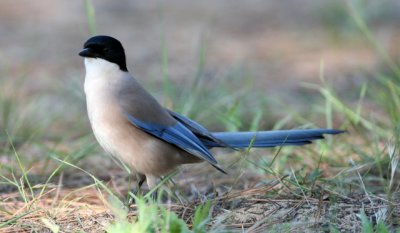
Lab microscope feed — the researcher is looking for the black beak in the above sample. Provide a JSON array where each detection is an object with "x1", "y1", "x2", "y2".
[{"x1": 79, "y1": 48, "x2": 94, "y2": 57}]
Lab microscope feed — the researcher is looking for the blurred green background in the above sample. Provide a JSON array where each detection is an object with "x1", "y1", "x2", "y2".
[
  {"x1": 1, "y1": 0, "x2": 400, "y2": 231},
  {"x1": 1, "y1": 0, "x2": 399, "y2": 191}
]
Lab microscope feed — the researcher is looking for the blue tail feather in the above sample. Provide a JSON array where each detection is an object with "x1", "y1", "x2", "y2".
[
  {"x1": 204, "y1": 129, "x2": 344, "y2": 148},
  {"x1": 168, "y1": 110, "x2": 344, "y2": 149}
]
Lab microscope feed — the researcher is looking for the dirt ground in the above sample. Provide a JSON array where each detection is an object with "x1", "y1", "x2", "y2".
[
  {"x1": 1, "y1": 170, "x2": 399, "y2": 232},
  {"x1": 1, "y1": 0, "x2": 400, "y2": 232}
]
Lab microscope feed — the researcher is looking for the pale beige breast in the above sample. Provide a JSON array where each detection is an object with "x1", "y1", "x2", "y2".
[{"x1": 85, "y1": 77, "x2": 196, "y2": 175}]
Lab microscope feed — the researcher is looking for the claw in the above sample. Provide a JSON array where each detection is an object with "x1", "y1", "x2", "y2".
[{"x1": 150, "y1": 190, "x2": 158, "y2": 201}]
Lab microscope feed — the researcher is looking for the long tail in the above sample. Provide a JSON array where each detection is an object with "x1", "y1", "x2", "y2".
[{"x1": 203, "y1": 129, "x2": 344, "y2": 148}]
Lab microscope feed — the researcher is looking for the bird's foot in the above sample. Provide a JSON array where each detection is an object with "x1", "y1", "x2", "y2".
[
  {"x1": 149, "y1": 190, "x2": 158, "y2": 201},
  {"x1": 126, "y1": 175, "x2": 147, "y2": 206}
]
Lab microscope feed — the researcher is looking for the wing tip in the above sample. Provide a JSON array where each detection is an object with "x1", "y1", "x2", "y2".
[{"x1": 213, "y1": 164, "x2": 227, "y2": 174}]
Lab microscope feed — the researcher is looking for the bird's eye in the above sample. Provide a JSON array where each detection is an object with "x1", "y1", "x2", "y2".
[{"x1": 103, "y1": 48, "x2": 110, "y2": 53}]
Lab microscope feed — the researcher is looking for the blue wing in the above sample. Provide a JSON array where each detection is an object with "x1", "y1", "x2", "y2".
[
  {"x1": 167, "y1": 110, "x2": 232, "y2": 148},
  {"x1": 125, "y1": 113, "x2": 225, "y2": 173}
]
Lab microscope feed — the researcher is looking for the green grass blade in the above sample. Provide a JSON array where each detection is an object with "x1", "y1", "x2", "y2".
[{"x1": 84, "y1": 0, "x2": 97, "y2": 36}]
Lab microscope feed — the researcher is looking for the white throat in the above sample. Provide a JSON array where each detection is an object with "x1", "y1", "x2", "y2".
[
  {"x1": 84, "y1": 58, "x2": 121, "y2": 77},
  {"x1": 83, "y1": 58, "x2": 125, "y2": 96}
]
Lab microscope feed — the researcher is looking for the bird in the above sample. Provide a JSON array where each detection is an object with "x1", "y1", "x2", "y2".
[{"x1": 78, "y1": 35, "x2": 344, "y2": 193}]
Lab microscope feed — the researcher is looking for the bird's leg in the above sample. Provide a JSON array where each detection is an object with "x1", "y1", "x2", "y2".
[
  {"x1": 146, "y1": 175, "x2": 160, "y2": 201},
  {"x1": 128, "y1": 174, "x2": 146, "y2": 205},
  {"x1": 136, "y1": 174, "x2": 146, "y2": 194}
]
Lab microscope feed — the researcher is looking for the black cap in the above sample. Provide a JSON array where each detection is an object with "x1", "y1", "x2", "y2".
[{"x1": 79, "y1": 35, "x2": 128, "y2": 72}]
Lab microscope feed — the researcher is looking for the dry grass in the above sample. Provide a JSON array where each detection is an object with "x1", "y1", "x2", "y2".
[{"x1": 1, "y1": 172, "x2": 399, "y2": 232}]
